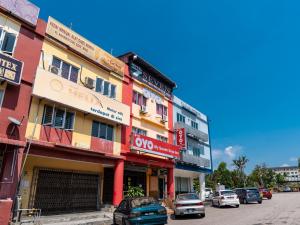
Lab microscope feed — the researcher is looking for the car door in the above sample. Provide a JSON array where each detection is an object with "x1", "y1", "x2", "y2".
[{"x1": 115, "y1": 200, "x2": 127, "y2": 224}]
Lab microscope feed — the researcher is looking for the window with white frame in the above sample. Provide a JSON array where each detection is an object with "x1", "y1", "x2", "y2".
[
  {"x1": 157, "y1": 134, "x2": 168, "y2": 143},
  {"x1": 42, "y1": 105, "x2": 75, "y2": 130},
  {"x1": 177, "y1": 113, "x2": 185, "y2": 123},
  {"x1": 191, "y1": 120, "x2": 198, "y2": 129},
  {"x1": 132, "y1": 127, "x2": 147, "y2": 136},
  {"x1": 132, "y1": 91, "x2": 147, "y2": 106},
  {"x1": 51, "y1": 56, "x2": 79, "y2": 83},
  {"x1": 0, "y1": 27, "x2": 17, "y2": 55},
  {"x1": 192, "y1": 146, "x2": 204, "y2": 157},
  {"x1": 156, "y1": 103, "x2": 167, "y2": 116},
  {"x1": 91, "y1": 120, "x2": 114, "y2": 141},
  {"x1": 95, "y1": 77, "x2": 116, "y2": 99}
]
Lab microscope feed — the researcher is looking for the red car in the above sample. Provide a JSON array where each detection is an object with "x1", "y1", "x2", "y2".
[{"x1": 259, "y1": 188, "x2": 272, "y2": 199}]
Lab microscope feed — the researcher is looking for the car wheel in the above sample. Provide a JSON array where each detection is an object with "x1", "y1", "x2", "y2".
[
  {"x1": 200, "y1": 213, "x2": 206, "y2": 218},
  {"x1": 218, "y1": 201, "x2": 221, "y2": 208},
  {"x1": 258, "y1": 200, "x2": 262, "y2": 204},
  {"x1": 236, "y1": 205, "x2": 240, "y2": 208},
  {"x1": 243, "y1": 198, "x2": 247, "y2": 204},
  {"x1": 113, "y1": 215, "x2": 117, "y2": 225},
  {"x1": 174, "y1": 214, "x2": 178, "y2": 219}
]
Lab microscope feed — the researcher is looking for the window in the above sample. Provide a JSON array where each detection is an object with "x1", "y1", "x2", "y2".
[
  {"x1": 91, "y1": 121, "x2": 114, "y2": 141},
  {"x1": 177, "y1": 113, "x2": 185, "y2": 123},
  {"x1": 191, "y1": 121, "x2": 198, "y2": 129},
  {"x1": 132, "y1": 127, "x2": 147, "y2": 136},
  {"x1": 42, "y1": 105, "x2": 75, "y2": 130},
  {"x1": 132, "y1": 91, "x2": 147, "y2": 106},
  {"x1": 51, "y1": 57, "x2": 79, "y2": 83},
  {"x1": 192, "y1": 146, "x2": 204, "y2": 157},
  {"x1": 0, "y1": 27, "x2": 17, "y2": 55},
  {"x1": 157, "y1": 135, "x2": 168, "y2": 143},
  {"x1": 156, "y1": 104, "x2": 167, "y2": 116},
  {"x1": 0, "y1": 88, "x2": 5, "y2": 108},
  {"x1": 95, "y1": 78, "x2": 116, "y2": 99}
]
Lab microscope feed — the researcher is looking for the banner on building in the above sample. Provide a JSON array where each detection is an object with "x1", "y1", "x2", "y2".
[
  {"x1": 131, "y1": 134, "x2": 180, "y2": 159},
  {"x1": 46, "y1": 17, "x2": 125, "y2": 77},
  {"x1": 0, "y1": 0, "x2": 40, "y2": 26},
  {"x1": 0, "y1": 52, "x2": 23, "y2": 85},
  {"x1": 32, "y1": 68, "x2": 130, "y2": 125},
  {"x1": 176, "y1": 128, "x2": 186, "y2": 149}
]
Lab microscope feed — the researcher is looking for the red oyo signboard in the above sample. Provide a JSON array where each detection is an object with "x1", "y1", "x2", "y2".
[
  {"x1": 176, "y1": 128, "x2": 186, "y2": 149},
  {"x1": 131, "y1": 134, "x2": 180, "y2": 159}
]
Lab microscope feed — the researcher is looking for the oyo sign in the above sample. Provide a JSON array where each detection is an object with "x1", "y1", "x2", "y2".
[
  {"x1": 132, "y1": 134, "x2": 180, "y2": 159},
  {"x1": 176, "y1": 128, "x2": 186, "y2": 149}
]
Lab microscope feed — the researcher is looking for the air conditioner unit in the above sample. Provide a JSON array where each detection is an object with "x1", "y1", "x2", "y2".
[
  {"x1": 140, "y1": 105, "x2": 148, "y2": 114},
  {"x1": 49, "y1": 65, "x2": 61, "y2": 75},
  {"x1": 161, "y1": 115, "x2": 167, "y2": 123},
  {"x1": 84, "y1": 77, "x2": 95, "y2": 89}
]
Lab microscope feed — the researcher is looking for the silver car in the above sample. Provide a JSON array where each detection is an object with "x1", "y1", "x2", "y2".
[{"x1": 174, "y1": 193, "x2": 205, "y2": 218}]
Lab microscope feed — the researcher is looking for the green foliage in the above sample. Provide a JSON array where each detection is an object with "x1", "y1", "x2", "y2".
[
  {"x1": 248, "y1": 164, "x2": 276, "y2": 188},
  {"x1": 193, "y1": 178, "x2": 200, "y2": 193},
  {"x1": 126, "y1": 185, "x2": 144, "y2": 197}
]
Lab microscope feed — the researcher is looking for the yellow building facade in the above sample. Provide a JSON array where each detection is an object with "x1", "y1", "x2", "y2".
[{"x1": 19, "y1": 17, "x2": 130, "y2": 214}]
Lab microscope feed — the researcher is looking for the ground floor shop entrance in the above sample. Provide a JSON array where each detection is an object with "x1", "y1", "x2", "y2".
[{"x1": 32, "y1": 168, "x2": 100, "y2": 215}]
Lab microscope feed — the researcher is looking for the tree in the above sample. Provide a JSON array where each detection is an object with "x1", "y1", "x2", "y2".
[
  {"x1": 248, "y1": 164, "x2": 276, "y2": 188},
  {"x1": 232, "y1": 156, "x2": 249, "y2": 187}
]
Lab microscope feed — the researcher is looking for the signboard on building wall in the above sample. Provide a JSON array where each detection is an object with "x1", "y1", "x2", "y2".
[
  {"x1": 176, "y1": 128, "x2": 186, "y2": 149},
  {"x1": 46, "y1": 17, "x2": 125, "y2": 77},
  {"x1": 131, "y1": 134, "x2": 180, "y2": 159},
  {"x1": 130, "y1": 63, "x2": 172, "y2": 99},
  {"x1": 0, "y1": 52, "x2": 23, "y2": 85},
  {"x1": 0, "y1": 0, "x2": 40, "y2": 26},
  {"x1": 32, "y1": 68, "x2": 130, "y2": 125}
]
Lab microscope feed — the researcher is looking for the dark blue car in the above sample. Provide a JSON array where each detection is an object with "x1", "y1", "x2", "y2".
[
  {"x1": 234, "y1": 188, "x2": 262, "y2": 204},
  {"x1": 113, "y1": 197, "x2": 168, "y2": 225}
]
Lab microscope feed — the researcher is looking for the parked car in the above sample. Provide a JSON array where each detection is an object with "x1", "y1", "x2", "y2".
[
  {"x1": 174, "y1": 193, "x2": 205, "y2": 218},
  {"x1": 283, "y1": 186, "x2": 292, "y2": 192},
  {"x1": 259, "y1": 188, "x2": 272, "y2": 199},
  {"x1": 212, "y1": 190, "x2": 240, "y2": 208},
  {"x1": 205, "y1": 188, "x2": 213, "y2": 200},
  {"x1": 113, "y1": 197, "x2": 167, "y2": 225},
  {"x1": 234, "y1": 188, "x2": 262, "y2": 204}
]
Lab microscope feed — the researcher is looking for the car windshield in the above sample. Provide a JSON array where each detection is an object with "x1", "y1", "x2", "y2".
[
  {"x1": 131, "y1": 197, "x2": 157, "y2": 208},
  {"x1": 220, "y1": 191, "x2": 234, "y2": 195},
  {"x1": 247, "y1": 189, "x2": 259, "y2": 193},
  {"x1": 177, "y1": 193, "x2": 199, "y2": 200}
]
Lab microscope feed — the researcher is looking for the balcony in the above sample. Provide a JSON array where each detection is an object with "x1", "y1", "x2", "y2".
[
  {"x1": 180, "y1": 152, "x2": 211, "y2": 168},
  {"x1": 175, "y1": 122, "x2": 209, "y2": 142}
]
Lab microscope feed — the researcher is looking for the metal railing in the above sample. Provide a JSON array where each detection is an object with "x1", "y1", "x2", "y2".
[
  {"x1": 175, "y1": 122, "x2": 209, "y2": 142},
  {"x1": 180, "y1": 152, "x2": 211, "y2": 168}
]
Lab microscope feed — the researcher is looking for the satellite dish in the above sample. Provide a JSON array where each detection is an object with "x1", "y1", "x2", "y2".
[{"x1": 8, "y1": 117, "x2": 22, "y2": 126}]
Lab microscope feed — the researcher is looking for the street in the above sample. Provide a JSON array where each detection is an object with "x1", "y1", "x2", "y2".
[{"x1": 168, "y1": 192, "x2": 300, "y2": 225}]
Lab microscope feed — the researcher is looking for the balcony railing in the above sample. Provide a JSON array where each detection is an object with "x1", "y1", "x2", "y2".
[
  {"x1": 180, "y1": 152, "x2": 211, "y2": 168},
  {"x1": 175, "y1": 122, "x2": 209, "y2": 142}
]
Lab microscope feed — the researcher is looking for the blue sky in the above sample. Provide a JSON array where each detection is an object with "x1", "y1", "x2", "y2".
[{"x1": 33, "y1": 0, "x2": 300, "y2": 172}]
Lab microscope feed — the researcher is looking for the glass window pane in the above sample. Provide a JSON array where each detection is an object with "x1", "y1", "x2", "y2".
[
  {"x1": 64, "y1": 112, "x2": 74, "y2": 130},
  {"x1": 103, "y1": 81, "x2": 109, "y2": 96},
  {"x1": 91, "y1": 121, "x2": 99, "y2": 137},
  {"x1": 1, "y1": 32, "x2": 16, "y2": 54},
  {"x1": 54, "y1": 108, "x2": 65, "y2": 128},
  {"x1": 110, "y1": 85, "x2": 116, "y2": 99},
  {"x1": 70, "y1": 67, "x2": 78, "y2": 83},
  {"x1": 61, "y1": 62, "x2": 70, "y2": 79},
  {"x1": 52, "y1": 57, "x2": 61, "y2": 68},
  {"x1": 107, "y1": 125, "x2": 113, "y2": 141},
  {"x1": 96, "y1": 78, "x2": 103, "y2": 93},
  {"x1": 99, "y1": 123, "x2": 107, "y2": 139},
  {"x1": 42, "y1": 105, "x2": 53, "y2": 125}
]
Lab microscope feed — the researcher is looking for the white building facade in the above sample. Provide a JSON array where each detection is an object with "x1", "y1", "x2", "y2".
[
  {"x1": 173, "y1": 96, "x2": 212, "y2": 201},
  {"x1": 271, "y1": 166, "x2": 300, "y2": 182}
]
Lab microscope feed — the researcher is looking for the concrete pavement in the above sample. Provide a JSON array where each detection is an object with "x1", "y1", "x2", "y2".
[{"x1": 168, "y1": 192, "x2": 300, "y2": 225}]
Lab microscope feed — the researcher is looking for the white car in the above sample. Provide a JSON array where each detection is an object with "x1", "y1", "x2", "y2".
[
  {"x1": 205, "y1": 188, "x2": 213, "y2": 200},
  {"x1": 212, "y1": 190, "x2": 240, "y2": 208}
]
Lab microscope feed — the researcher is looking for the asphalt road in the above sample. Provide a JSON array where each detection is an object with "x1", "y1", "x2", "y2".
[{"x1": 168, "y1": 192, "x2": 300, "y2": 225}]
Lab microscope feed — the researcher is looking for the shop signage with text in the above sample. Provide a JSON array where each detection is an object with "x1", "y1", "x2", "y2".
[
  {"x1": 176, "y1": 128, "x2": 186, "y2": 149},
  {"x1": 46, "y1": 17, "x2": 125, "y2": 77},
  {"x1": 32, "y1": 68, "x2": 130, "y2": 125},
  {"x1": 0, "y1": 53, "x2": 23, "y2": 85},
  {"x1": 131, "y1": 134, "x2": 180, "y2": 159}
]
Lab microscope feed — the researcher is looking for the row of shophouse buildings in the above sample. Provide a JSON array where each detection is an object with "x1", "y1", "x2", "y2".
[{"x1": 0, "y1": 1, "x2": 212, "y2": 223}]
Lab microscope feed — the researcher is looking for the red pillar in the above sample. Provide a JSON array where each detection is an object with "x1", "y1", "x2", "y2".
[
  {"x1": 167, "y1": 167, "x2": 175, "y2": 200},
  {"x1": 113, "y1": 159, "x2": 124, "y2": 206}
]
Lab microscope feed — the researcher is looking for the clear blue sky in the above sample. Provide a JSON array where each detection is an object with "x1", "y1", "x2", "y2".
[{"x1": 33, "y1": 0, "x2": 300, "y2": 172}]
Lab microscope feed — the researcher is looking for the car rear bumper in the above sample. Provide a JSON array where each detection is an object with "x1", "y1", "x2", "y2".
[
  {"x1": 174, "y1": 206, "x2": 205, "y2": 215},
  {"x1": 128, "y1": 214, "x2": 168, "y2": 225},
  {"x1": 220, "y1": 199, "x2": 240, "y2": 206}
]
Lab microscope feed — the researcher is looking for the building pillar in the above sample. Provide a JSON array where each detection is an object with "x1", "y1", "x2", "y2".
[
  {"x1": 167, "y1": 167, "x2": 174, "y2": 200},
  {"x1": 199, "y1": 173, "x2": 205, "y2": 201},
  {"x1": 190, "y1": 177, "x2": 194, "y2": 193},
  {"x1": 113, "y1": 159, "x2": 124, "y2": 206}
]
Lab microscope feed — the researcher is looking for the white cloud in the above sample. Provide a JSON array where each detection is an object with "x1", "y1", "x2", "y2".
[
  {"x1": 212, "y1": 149, "x2": 223, "y2": 159},
  {"x1": 281, "y1": 163, "x2": 290, "y2": 167},
  {"x1": 289, "y1": 157, "x2": 298, "y2": 162},
  {"x1": 212, "y1": 145, "x2": 244, "y2": 169}
]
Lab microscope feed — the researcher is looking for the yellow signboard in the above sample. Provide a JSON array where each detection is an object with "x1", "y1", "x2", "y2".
[
  {"x1": 46, "y1": 17, "x2": 125, "y2": 77},
  {"x1": 32, "y1": 68, "x2": 130, "y2": 125}
]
